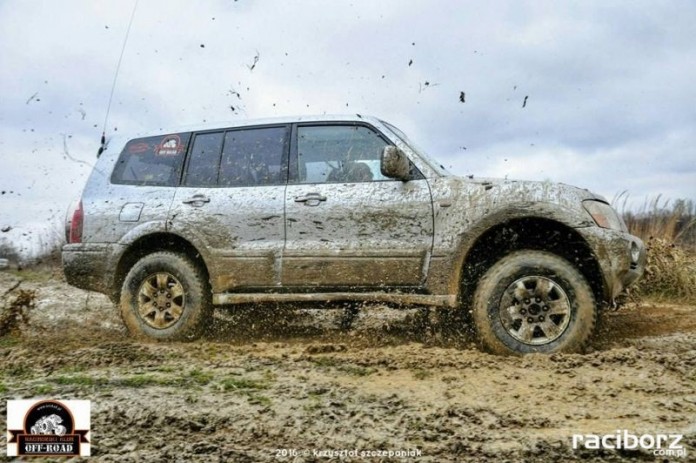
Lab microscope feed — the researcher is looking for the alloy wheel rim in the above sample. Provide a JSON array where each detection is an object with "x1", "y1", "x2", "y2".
[
  {"x1": 499, "y1": 276, "x2": 571, "y2": 345},
  {"x1": 137, "y1": 272, "x2": 185, "y2": 329}
]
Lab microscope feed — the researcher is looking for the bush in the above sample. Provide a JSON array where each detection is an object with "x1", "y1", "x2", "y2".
[
  {"x1": 631, "y1": 237, "x2": 696, "y2": 303},
  {"x1": 615, "y1": 194, "x2": 696, "y2": 303}
]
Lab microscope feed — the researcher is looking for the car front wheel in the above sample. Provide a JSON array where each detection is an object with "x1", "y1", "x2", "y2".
[{"x1": 472, "y1": 250, "x2": 597, "y2": 355}]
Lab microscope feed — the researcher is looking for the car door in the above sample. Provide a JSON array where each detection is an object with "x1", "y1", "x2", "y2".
[
  {"x1": 167, "y1": 125, "x2": 289, "y2": 291},
  {"x1": 283, "y1": 123, "x2": 434, "y2": 288}
]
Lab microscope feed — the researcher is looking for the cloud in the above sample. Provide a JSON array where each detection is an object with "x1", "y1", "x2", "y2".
[{"x1": 0, "y1": 0, "x2": 694, "y2": 244}]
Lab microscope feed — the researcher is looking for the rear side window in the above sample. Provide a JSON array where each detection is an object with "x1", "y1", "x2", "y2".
[
  {"x1": 219, "y1": 127, "x2": 286, "y2": 187},
  {"x1": 181, "y1": 125, "x2": 288, "y2": 188},
  {"x1": 184, "y1": 132, "x2": 224, "y2": 187},
  {"x1": 111, "y1": 133, "x2": 190, "y2": 186}
]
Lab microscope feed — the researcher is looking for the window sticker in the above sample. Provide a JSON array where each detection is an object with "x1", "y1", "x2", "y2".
[
  {"x1": 155, "y1": 135, "x2": 183, "y2": 157},
  {"x1": 127, "y1": 141, "x2": 150, "y2": 154}
]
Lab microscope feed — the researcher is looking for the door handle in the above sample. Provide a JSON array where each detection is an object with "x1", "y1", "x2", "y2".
[
  {"x1": 294, "y1": 193, "x2": 327, "y2": 204},
  {"x1": 182, "y1": 195, "x2": 211, "y2": 206}
]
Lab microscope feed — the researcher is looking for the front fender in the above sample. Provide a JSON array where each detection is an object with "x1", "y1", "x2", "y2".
[{"x1": 428, "y1": 201, "x2": 595, "y2": 295}]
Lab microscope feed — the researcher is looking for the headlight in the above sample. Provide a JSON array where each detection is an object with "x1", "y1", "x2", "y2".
[{"x1": 582, "y1": 200, "x2": 626, "y2": 231}]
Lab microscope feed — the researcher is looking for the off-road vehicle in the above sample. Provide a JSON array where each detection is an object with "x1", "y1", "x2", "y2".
[{"x1": 62, "y1": 115, "x2": 645, "y2": 354}]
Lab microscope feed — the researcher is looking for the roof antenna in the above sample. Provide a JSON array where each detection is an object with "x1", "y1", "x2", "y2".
[{"x1": 98, "y1": 0, "x2": 139, "y2": 157}]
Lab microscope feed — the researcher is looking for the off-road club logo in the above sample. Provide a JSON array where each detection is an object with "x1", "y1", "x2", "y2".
[
  {"x1": 7, "y1": 400, "x2": 90, "y2": 457},
  {"x1": 155, "y1": 134, "x2": 183, "y2": 156}
]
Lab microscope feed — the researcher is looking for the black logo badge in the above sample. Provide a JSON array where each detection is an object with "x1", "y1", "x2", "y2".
[{"x1": 8, "y1": 400, "x2": 90, "y2": 457}]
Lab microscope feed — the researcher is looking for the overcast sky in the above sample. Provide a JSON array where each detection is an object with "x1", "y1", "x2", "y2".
[{"x1": 1, "y1": 0, "x2": 695, "y2": 252}]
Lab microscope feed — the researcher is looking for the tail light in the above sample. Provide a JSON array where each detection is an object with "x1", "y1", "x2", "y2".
[{"x1": 68, "y1": 200, "x2": 83, "y2": 244}]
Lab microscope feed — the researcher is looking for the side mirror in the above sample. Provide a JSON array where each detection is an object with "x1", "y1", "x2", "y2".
[{"x1": 380, "y1": 146, "x2": 410, "y2": 181}]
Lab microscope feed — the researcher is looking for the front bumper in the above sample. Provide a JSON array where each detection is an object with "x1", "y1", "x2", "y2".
[
  {"x1": 62, "y1": 243, "x2": 121, "y2": 297},
  {"x1": 577, "y1": 227, "x2": 646, "y2": 301}
]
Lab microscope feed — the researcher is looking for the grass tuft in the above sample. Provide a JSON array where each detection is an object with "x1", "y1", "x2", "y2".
[
  {"x1": 52, "y1": 375, "x2": 104, "y2": 387},
  {"x1": 219, "y1": 377, "x2": 269, "y2": 391},
  {"x1": 188, "y1": 368, "x2": 214, "y2": 386},
  {"x1": 33, "y1": 383, "x2": 54, "y2": 395}
]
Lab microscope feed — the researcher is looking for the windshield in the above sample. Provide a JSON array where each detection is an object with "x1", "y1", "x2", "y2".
[{"x1": 381, "y1": 120, "x2": 450, "y2": 176}]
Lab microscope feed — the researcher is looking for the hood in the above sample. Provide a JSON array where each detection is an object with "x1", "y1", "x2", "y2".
[
  {"x1": 428, "y1": 175, "x2": 604, "y2": 229},
  {"x1": 447, "y1": 175, "x2": 604, "y2": 206}
]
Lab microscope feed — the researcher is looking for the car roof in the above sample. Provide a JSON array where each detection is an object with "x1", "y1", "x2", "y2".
[{"x1": 131, "y1": 114, "x2": 383, "y2": 138}]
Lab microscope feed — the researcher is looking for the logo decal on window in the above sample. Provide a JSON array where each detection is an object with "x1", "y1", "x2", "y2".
[
  {"x1": 155, "y1": 135, "x2": 183, "y2": 157},
  {"x1": 128, "y1": 142, "x2": 150, "y2": 154}
]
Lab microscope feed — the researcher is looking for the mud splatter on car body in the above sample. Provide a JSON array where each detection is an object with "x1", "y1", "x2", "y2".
[{"x1": 62, "y1": 115, "x2": 646, "y2": 353}]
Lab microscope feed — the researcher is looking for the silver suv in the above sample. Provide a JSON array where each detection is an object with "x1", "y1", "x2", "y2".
[{"x1": 62, "y1": 115, "x2": 645, "y2": 354}]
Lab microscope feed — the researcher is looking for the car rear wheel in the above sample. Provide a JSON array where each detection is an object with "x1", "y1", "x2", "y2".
[
  {"x1": 120, "y1": 252, "x2": 211, "y2": 341},
  {"x1": 472, "y1": 250, "x2": 596, "y2": 355}
]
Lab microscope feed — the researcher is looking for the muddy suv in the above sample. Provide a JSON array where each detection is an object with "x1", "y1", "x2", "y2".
[{"x1": 62, "y1": 115, "x2": 645, "y2": 354}]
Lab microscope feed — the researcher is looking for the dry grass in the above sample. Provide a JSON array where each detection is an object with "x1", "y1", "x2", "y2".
[
  {"x1": 615, "y1": 193, "x2": 696, "y2": 246},
  {"x1": 614, "y1": 194, "x2": 696, "y2": 303},
  {"x1": 634, "y1": 237, "x2": 696, "y2": 302}
]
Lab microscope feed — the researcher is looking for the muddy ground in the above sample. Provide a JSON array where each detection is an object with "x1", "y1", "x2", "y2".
[{"x1": 1, "y1": 270, "x2": 694, "y2": 462}]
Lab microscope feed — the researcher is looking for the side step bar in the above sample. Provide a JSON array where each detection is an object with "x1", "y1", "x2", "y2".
[{"x1": 213, "y1": 292, "x2": 458, "y2": 308}]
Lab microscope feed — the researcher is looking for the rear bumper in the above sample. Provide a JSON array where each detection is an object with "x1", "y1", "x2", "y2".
[
  {"x1": 62, "y1": 243, "x2": 121, "y2": 296},
  {"x1": 577, "y1": 227, "x2": 646, "y2": 301}
]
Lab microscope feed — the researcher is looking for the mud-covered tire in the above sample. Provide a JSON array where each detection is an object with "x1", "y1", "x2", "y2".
[
  {"x1": 472, "y1": 250, "x2": 596, "y2": 355},
  {"x1": 120, "y1": 252, "x2": 211, "y2": 341}
]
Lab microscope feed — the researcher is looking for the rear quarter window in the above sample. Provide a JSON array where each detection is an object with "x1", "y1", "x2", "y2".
[{"x1": 111, "y1": 133, "x2": 191, "y2": 186}]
